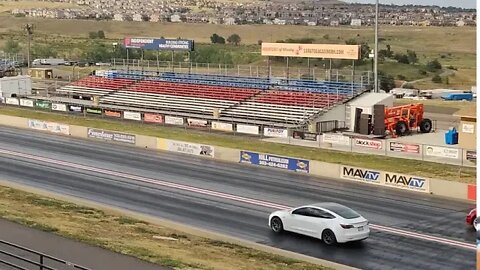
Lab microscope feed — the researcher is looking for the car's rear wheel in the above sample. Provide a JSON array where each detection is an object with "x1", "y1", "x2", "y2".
[
  {"x1": 270, "y1": 217, "x2": 284, "y2": 233},
  {"x1": 322, "y1": 229, "x2": 337, "y2": 246}
]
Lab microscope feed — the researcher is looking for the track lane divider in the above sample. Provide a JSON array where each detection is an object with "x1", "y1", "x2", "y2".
[{"x1": 0, "y1": 148, "x2": 475, "y2": 251}]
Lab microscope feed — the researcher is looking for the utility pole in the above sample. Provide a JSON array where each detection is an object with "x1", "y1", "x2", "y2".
[
  {"x1": 24, "y1": 24, "x2": 34, "y2": 69},
  {"x1": 374, "y1": 0, "x2": 379, "y2": 93}
]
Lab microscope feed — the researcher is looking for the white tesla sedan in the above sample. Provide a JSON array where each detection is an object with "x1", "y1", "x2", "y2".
[{"x1": 268, "y1": 202, "x2": 370, "y2": 245}]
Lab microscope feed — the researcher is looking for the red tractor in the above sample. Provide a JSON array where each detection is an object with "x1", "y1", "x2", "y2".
[{"x1": 384, "y1": 103, "x2": 432, "y2": 137}]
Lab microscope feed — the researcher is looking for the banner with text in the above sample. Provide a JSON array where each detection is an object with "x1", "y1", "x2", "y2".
[
  {"x1": 163, "y1": 140, "x2": 214, "y2": 158},
  {"x1": 389, "y1": 142, "x2": 420, "y2": 154},
  {"x1": 239, "y1": 151, "x2": 309, "y2": 173},
  {"x1": 424, "y1": 145, "x2": 459, "y2": 159},
  {"x1": 264, "y1": 127, "x2": 288, "y2": 138},
  {"x1": 340, "y1": 166, "x2": 382, "y2": 185},
  {"x1": 105, "y1": 110, "x2": 122, "y2": 118},
  {"x1": 384, "y1": 172, "x2": 429, "y2": 193},
  {"x1": 354, "y1": 138, "x2": 383, "y2": 150},
  {"x1": 86, "y1": 107, "x2": 102, "y2": 115},
  {"x1": 87, "y1": 128, "x2": 136, "y2": 144},
  {"x1": 123, "y1": 111, "x2": 142, "y2": 121},
  {"x1": 20, "y1": 99, "x2": 34, "y2": 107},
  {"x1": 187, "y1": 118, "x2": 208, "y2": 128},
  {"x1": 68, "y1": 104, "x2": 84, "y2": 113},
  {"x1": 5, "y1": 98, "x2": 19, "y2": 106},
  {"x1": 211, "y1": 121, "x2": 233, "y2": 132},
  {"x1": 28, "y1": 119, "x2": 70, "y2": 135},
  {"x1": 292, "y1": 131, "x2": 318, "y2": 141},
  {"x1": 35, "y1": 100, "x2": 51, "y2": 110},
  {"x1": 165, "y1": 116, "x2": 184, "y2": 125},
  {"x1": 123, "y1": 37, "x2": 194, "y2": 51},
  {"x1": 144, "y1": 113, "x2": 164, "y2": 123},
  {"x1": 322, "y1": 133, "x2": 351, "y2": 146},
  {"x1": 261, "y1": 43, "x2": 360, "y2": 60},
  {"x1": 52, "y1": 103, "x2": 67, "y2": 112}
]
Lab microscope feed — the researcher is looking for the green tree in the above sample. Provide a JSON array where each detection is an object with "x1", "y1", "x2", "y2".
[
  {"x1": 84, "y1": 41, "x2": 112, "y2": 62},
  {"x1": 97, "y1": 30, "x2": 105, "y2": 39},
  {"x1": 210, "y1": 33, "x2": 225, "y2": 44},
  {"x1": 32, "y1": 44, "x2": 57, "y2": 58},
  {"x1": 379, "y1": 71, "x2": 395, "y2": 92},
  {"x1": 432, "y1": 74, "x2": 442, "y2": 83},
  {"x1": 3, "y1": 38, "x2": 22, "y2": 54},
  {"x1": 227, "y1": 34, "x2": 241, "y2": 46},
  {"x1": 88, "y1": 31, "x2": 98, "y2": 39},
  {"x1": 426, "y1": 59, "x2": 442, "y2": 72},
  {"x1": 406, "y1": 50, "x2": 417, "y2": 64}
]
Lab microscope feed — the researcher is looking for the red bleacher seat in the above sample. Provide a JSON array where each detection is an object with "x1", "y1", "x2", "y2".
[{"x1": 72, "y1": 76, "x2": 134, "y2": 91}]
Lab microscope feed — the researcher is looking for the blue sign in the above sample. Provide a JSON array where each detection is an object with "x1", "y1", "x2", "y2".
[
  {"x1": 239, "y1": 151, "x2": 309, "y2": 173},
  {"x1": 123, "y1": 37, "x2": 194, "y2": 51}
]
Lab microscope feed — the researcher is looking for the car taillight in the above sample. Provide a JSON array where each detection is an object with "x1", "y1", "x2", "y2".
[{"x1": 340, "y1": 224, "x2": 354, "y2": 229}]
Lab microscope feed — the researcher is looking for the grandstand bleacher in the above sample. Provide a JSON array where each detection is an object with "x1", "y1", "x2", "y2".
[{"x1": 56, "y1": 71, "x2": 365, "y2": 126}]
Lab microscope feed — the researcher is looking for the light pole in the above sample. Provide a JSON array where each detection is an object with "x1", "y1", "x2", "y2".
[{"x1": 374, "y1": 0, "x2": 379, "y2": 92}]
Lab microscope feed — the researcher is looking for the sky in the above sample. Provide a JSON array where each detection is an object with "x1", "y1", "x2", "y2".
[{"x1": 342, "y1": 0, "x2": 475, "y2": 9}]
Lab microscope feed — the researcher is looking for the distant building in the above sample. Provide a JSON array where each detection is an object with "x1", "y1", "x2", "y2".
[
  {"x1": 351, "y1": 19, "x2": 362, "y2": 26},
  {"x1": 170, "y1": 14, "x2": 182, "y2": 23},
  {"x1": 113, "y1": 13, "x2": 124, "y2": 21}
]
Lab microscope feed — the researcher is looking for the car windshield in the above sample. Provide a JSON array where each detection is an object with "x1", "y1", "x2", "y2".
[{"x1": 324, "y1": 205, "x2": 361, "y2": 219}]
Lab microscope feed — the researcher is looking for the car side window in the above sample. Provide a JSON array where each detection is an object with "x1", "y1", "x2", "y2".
[
  {"x1": 292, "y1": 207, "x2": 308, "y2": 216},
  {"x1": 310, "y1": 208, "x2": 335, "y2": 219}
]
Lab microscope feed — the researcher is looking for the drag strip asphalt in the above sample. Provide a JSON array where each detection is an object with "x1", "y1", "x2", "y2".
[{"x1": 0, "y1": 127, "x2": 475, "y2": 270}]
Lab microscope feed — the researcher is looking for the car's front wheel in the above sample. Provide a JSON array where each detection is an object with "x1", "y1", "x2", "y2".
[
  {"x1": 322, "y1": 229, "x2": 337, "y2": 245},
  {"x1": 270, "y1": 217, "x2": 284, "y2": 233}
]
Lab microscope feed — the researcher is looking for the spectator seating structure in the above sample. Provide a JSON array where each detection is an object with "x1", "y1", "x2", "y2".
[
  {"x1": 55, "y1": 72, "x2": 366, "y2": 126},
  {"x1": 57, "y1": 76, "x2": 135, "y2": 96}
]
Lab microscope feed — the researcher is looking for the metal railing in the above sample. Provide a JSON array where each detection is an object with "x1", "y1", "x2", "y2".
[{"x1": 0, "y1": 240, "x2": 91, "y2": 270}]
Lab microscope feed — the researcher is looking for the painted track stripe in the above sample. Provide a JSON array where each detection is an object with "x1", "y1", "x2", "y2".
[{"x1": 0, "y1": 148, "x2": 475, "y2": 251}]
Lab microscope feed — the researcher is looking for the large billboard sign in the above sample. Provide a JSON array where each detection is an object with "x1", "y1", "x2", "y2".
[
  {"x1": 123, "y1": 37, "x2": 194, "y2": 51},
  {"x1": 261, "y1": 43, "x2": 360, "y2": 60}
]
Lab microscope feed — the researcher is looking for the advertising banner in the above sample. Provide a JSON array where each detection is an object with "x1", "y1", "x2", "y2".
[
  {"x1": 340, "y1": 166, "x2": 382, "y2": 185},
  {"x1": 51, "y1": 103, "x2": 67, "y2": 112},
  {"x1": 165, "y1": 116, "x2": 184, "y2": 125},
  {"x1": 86, "y1": 107, "x2": 102, "y2": 115},
  {"x1": 389, "y1": 142, "x2": 420, "y2": 154},
  {"x1": 264, "y1": 127, "x2": 288, "y2": 138},
  {"x1": 239, "y1": 151, "x2": 309, "y2": 173},
  {"x1": 5, "y1": 98, "x2": 19, "y2": 105},
  {"x1": 236, "y1": 124, "x2": 259, "y2": 135},
  {"x1": 35, "y1": 100, "x2": 51, "y2": 110},
  {"x1": 87, "y1": 128, "x2": 136, "y2": 144},
  {"x1": 166, "y1": 140, "x2": 214, "y2": 157},
  {"x1": 28, "y1": 119, "x2": 70, "y2": 135},
  {"x1": 292, "y1": 131, "x2": 318, "y2": 141},
  {"x1": 19, "y1": 99, "x2": 34, "y2": 107},
  {"x1": 123, "y1": 37, "x2": 194, "y2": 51},
  {"x1": 384, "y1": 172, "x2": 429, "y2": 192},
  {"x1": 322, "y1": 133, "x2": 351, "y2": 146},
  {"x1": 211, "y1": 121, "x2": 233, "y2": 132},
  {"x1": 261, "y1": 43, "x2": 360, "y2": 60},
  {"x1": 105, "y1": 110, "x2": 122, "y2": 118},
  {"x1": 466, "y1": 150, "x2": 476, "y2": 162},
  {"x1": 354, "y1": 138, "x2": 383, "y2": 150},
  {"x1": 187, "y1": 118, "x2": 208, "y2": 127},
  {"x1": 144, "y1": 113, "x2": 164, "y2": 123},
  {"x1": 123, "y1": 111, "x2": 142, "y2": 121},
  {"x1": 462, "y1": 123, "x2": 475, "y2": 134},
  {"x1": 68, "y1": 104, "x2": 84, "y2": 113},
  {"x1": 425, "y1": 145, "x2": 459, "y2": 159}
]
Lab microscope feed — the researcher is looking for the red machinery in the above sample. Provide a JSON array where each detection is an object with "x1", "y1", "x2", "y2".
[{"x1": 384, "y1": 103, "x2": 432, "y2": 137}]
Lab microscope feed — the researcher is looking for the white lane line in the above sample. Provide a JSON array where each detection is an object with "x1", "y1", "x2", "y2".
[{"x1": 0, "y1": 148, "x2": 475, "y2": 251}]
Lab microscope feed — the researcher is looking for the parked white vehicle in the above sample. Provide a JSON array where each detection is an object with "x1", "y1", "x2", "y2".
[{"x1": 268, "y1": 202, "x2": 370, "y2": 245}]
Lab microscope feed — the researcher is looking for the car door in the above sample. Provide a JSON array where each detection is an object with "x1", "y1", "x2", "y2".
[
  {"x1": 288, "y1": 207, "x2": 320, "y2": 237},
  {"x1": 308, "y1": 208, "x2": 334, "y2": 238}
]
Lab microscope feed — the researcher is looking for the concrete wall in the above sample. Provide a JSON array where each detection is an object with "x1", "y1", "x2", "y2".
[
  {"x1": 429, "y1": 178, "x2": 468, "y2": 200},
  {"x1": 0, "y1": 115, "x2": 28, "y2": 128},
  {"x1": 135, "y1": 135, "x2": 157, "y2": 149},
  {"x1": 69, "y1": 125, "x2": 88, "y2": 138},
  {"x1": 310, "y1": 161, "x2": 340, "y2": 179},
  {"x1": 215, "y1": 146, "x2": 240, "y2": 163}
]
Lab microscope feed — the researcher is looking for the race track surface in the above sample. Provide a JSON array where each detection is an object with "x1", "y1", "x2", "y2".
[{"x1": 0, "y1": 127, "x2": 475, "y2": 270}]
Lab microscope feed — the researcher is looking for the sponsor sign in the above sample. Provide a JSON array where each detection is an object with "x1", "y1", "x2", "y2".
[
  {"x1": 264, "y1": 127, "x2": 288, "y2": 138},
  {"x1": 341, "y1": 166, "x2": 381, "y2": 184},
  {"x1": 123, "y1": 37, "x2": 194, "y2": 51},
  {"x1": 425, "y1": 145, "x2": 459, "y2": 159},
  {"x1": 354, "y1": 138, "x2": 383, "y2": 150},
  {"x1": 86, "y1": 107, "x2": 102, "y2": 115},
  {"x1": 292, "y1": 131, "x2": 318, "y2": 141},
  {"x1": 28, "y1": 119, "x2": 70, "y2": 135},
  {"x1": 389, "y1": 142, "x2": 420, "y2": 154},
  {"x1": 144, "y1": 113, "x2": 164, "y2": 123},
  {"x1": 105, "y1": 110, "x2": 121, "y2": 118},
  {"x1": 51, "y1": 103, "x2": 67, "y2": 112},
  {"x1": 5, "y1": 98, "x2": 19, "y2": 105},
  {"x1": 211, "y1": 121, "x2": 233, "y2": 132},
  {"x1": 322, "y1": 133, "x2": 351, "y2": 146},
  {"x1": 35, "y1": 100, "x2": 51, "y2": 109},
  {"x1": 123, "y1": 111, "x2": 142, "y2": 121},
  {"x1": 165, "y1": 116, "x2": 184, "y2": 125},
  {"x1": 466, "y1": 150, "x2": 476, "y2": 162},
  {"x1": 462, "y1": 123, "x2": 475, "y2": 134},
  {"x1": 384, "y1": 172, "x2": 429, "y2": 192},
  {"x1": 187, "y1": 118, "x2": 208, "y2": 127},
  {"x1": 68, "y1": 104, "x2": 84, "y2": 113},
  {"x1": 87, "y1": 128, "x2": 136, "y2": 144},
  {"x1": 236, "y1": 124, "x2": 259, "y2": 135},
  {"x1": 166, "y1": 140, "x2": 214, "y2": 157},
  {"x1": 261, "y1": 43, "x2": 360, "y2": 60},
  {"x1": 19, "y1": 99, "x2": 34, "y2": 107},
  {"x1": 239, "y1": 151, "x2": 309, "y2": 173}
]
